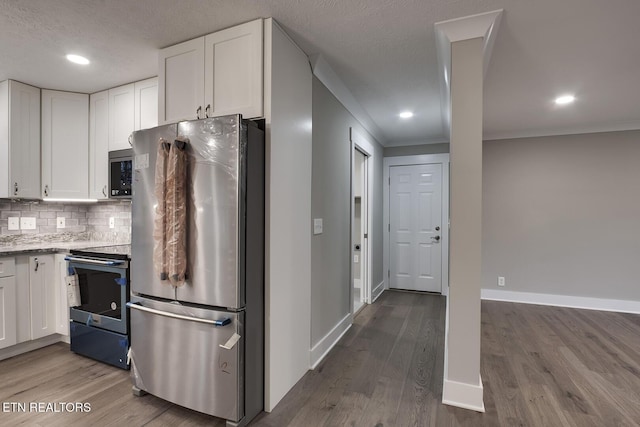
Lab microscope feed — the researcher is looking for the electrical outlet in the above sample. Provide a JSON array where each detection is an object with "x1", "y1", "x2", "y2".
[
  {"x1": 498, "y1": 276, "x2": 505, "y2": 287},
  {"x1": 109, "y1": 217, "x2": 115, "y2": 229},
  {"x1": 56, "y1": 217, "x2": 65, "y2": 229},
  {"x1": 20, "y1": 217, "x2": 36, "y2": 230},
  {"x1": 313, "y1": 218, "x2": 323, "y2": 235},
  {"x1": 8, "y1": 217, "x2": 20, "y2": 231}
]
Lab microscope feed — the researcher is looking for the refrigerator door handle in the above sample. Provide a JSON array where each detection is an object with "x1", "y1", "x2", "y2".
[{"x1": 127, "y1": 302, "x2": 231, "y2": 326}]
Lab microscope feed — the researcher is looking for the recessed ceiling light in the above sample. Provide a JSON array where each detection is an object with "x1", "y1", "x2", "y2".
[
  {"x1": 399, "y1": 111, "x2": 414, "y2": 119},
  {"x1": 66, "y1": 54, "x2": 90, "y2": 65},
  {"x1": 554, "y1": 94, "x2": 575, "y2": 105}
]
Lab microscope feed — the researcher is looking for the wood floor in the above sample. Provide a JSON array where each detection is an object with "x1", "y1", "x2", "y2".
[{"x1": 1, "y1": 291, "x2": 640, "y2": 426}]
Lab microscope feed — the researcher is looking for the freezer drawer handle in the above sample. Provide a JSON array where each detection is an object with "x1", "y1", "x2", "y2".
[{"x1": 127, "y1": 302, "x2": 232, "y2": 327}]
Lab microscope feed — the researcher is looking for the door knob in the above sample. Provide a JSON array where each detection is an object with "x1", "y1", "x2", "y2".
[
  {"x1": 435, "y1": 226, "x2": 440, "y2": 231},
  {"x1": 431, "y1": 235, "x2": 441, "y2": 242}
]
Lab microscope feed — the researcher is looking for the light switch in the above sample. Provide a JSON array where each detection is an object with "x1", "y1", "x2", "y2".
[
  {"x1": 313, "y1": 218, "x2": 323, "y2": 235},
  {"x1": 56, "y1": 217, "x2": 65, "y2": 229},
  {"x1": 8, "y1": 216, "x2": 20, "y2": 230},
  {"x1": 20, "y1": 217, "x2": 36, "y2": 230}
]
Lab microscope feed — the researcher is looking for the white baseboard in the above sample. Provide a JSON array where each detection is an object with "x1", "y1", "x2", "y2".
[
  {"x1": 309, "y1": 313, "x2": 352, "y2": 369},
  {"x1": 481, "y1": 288, "x2": 640, "y2": 314},
  {"x1": 371, "y1": 280, "x2": 384, "y2": 303},
  {"x1": 0, "y1": 334, "x2": 65, "y2": 361},
  {"x1": 442, "y1": 374, "x2": 485, "y2": 412}
]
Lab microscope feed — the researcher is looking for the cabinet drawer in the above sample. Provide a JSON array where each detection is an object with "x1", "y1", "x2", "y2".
[{"x1": 0, "y1": 258, "x2": 15, "y2": 278}]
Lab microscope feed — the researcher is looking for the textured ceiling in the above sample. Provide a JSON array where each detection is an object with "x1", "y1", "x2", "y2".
[{"x1": 1, "y1": 0, "x2": 639, "y2": 145}]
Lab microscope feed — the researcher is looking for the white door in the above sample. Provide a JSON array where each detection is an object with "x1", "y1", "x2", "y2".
[
  {"x1": 389, "y1": 164, "x2": 442, "y2": 292},
  {"x1": 41, "y1": 90, "x2": 89, "y2": 199},
  {"x1": 158, "y1": 37, "x2": 205, "y2": 125},
  {"x1": 134, "y1": 77, "x2": 158, "y2": 131},
  {"x1": 89, "y1": 90, "x2": 109, "y2": 200},
  {"x1": 108, "y1": 83, "x2": 135, "y2": 151},
  {"x1": 7, "y1": 80, "x2": 41, "y2": 199},
  {"x1": 204, "y1": 19, "x2": 263, "y2": 119},
  {"x1": 29, "y1": 255, "x2": 56, "y2": 340},
  {"x1": 0, "y1": 275, "x2": 17, "y2": 349}
]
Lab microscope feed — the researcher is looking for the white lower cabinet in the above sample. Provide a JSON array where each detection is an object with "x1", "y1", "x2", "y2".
[
  {"x1": 0, "y1": 254, "x2": 67, "y2": 357},
  {"x1": 0, "y1": 258, "x2": 17, "y2": 350},
  {"x1": 29, "y1": 255, "x2": 56, "y2": 340}
]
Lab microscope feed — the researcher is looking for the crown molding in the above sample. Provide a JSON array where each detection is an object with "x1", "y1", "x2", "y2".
[{"x1": 434, "y1": 10, "x2": 503, "y2": 140}]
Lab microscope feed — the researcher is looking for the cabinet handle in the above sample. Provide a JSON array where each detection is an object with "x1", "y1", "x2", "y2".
[
  {"x1": 44, "y1": 185, "x2": 49, "y2": 197},
  {"x1": 205, "y1": 104, "x2": 211, "y2": 118},
  {"x1": 128, "y1": 134, "x2": 133, "y2": 147},
  {"x1": 34, "y1": 258, "x2": 39, "y2": 272},
  {"x1": 196, "y1": 106, "x2": 202, "y2": 120},
  {"x1": 102, "y1": 185, "x2": 107, "y2": 197},
  {"x1": 14, "y1": 182, "x2": 18, "y2": 195}
]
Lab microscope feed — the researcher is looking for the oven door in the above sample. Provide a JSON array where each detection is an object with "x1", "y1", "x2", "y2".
[{"x1": 66, "y1": 256, "x2": 129, "y2": 335}]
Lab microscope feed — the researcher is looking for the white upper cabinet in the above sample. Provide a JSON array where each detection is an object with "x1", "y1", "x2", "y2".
[
  {"x1": 158, "y1": 38, "x2": 205, "y2": 124},
  {"x1": 134, "y1": 77, "x2": 158, "y2": 131},
  {"x1": 41, "y1": 90, "x2": 89, "y2": 199},
  {"x1": 204, "y1": 19, "x2": 263, "y2": 119},
  {"x1": 109, "y1": 83, "x2": 135, "y2": 151},
  {"x1": 158, "y1": 19, "x2": 263, "y2": 125},
  {"x1": 0, "y1": 80, "x2": 41, "y2": 199},
  {"x1": 89, "y1": 90, "x2": 109, "y2": 200}
]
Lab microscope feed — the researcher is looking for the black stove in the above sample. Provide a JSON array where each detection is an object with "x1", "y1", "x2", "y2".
[{"x1": 67, "y1": 244, "x2": 131, "y2": 369}]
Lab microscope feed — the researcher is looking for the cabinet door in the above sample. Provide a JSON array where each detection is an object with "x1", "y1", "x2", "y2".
[
  {"x1": 29, "y1": 255, "x2": 56, "y2": 340},
  {"x1": 158, "y1": 37, "x2": 205, "y2": 125},
  {"x1": 0, "y1": 275, "x2": 17, "y2": 349},
  {"x1": 14, "y1": 256, "x2": 31, "y2": 343},
  {"x1": 54, "y1": 254, "x2": 70, "y2": 337},
  {"x1": 41, "y1": 90, "x2": 89, "y2": 199},
  {"x1": 109, "y1": 84, "x2": 135, "y2": 151},
  {"x1": 204, "y1": 19, "x2": 263, "y2": 119},
  {"x1": 134, "y1": 77, "x2": 158, "y2": 131},
  {"x1": 6, "y1": 81, "x2": 41, "y2": 198},
  {"x1": 89, "y1": 90, "x2": 109, "y2": 200}
]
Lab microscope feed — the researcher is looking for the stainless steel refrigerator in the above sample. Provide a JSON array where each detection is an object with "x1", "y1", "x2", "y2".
[{"x1": 128, "y1": 115, "x2": 264, "y2": 427}]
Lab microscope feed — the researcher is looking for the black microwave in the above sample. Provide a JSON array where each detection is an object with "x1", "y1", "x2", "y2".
[{"x1": 109, "y1": 149, "x2": 133, "y2": 198}]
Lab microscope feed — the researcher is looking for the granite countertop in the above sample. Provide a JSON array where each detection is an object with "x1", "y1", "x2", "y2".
[
  {"x1": 0, "y1": 232, "x2": 130, "y2": 257},
  {"x1": 0, "y1": 240, "x2": 122, "y2": 257}
]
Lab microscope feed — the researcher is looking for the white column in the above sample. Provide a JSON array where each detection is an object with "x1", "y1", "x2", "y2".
[
  {"x1": 444, "y1": 36, "x2": 485, "y2": 412},
  {"x1": 435, "y1": 9, "x2": 502, "y2": 412}
]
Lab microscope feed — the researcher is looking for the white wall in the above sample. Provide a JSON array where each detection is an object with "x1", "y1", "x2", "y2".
[
  {"x1": 263, "y1": 19, "x2": 312, "y2": 412},
  {"x1": 483, "y1": 130, "x2": 640, "y2": 302}
]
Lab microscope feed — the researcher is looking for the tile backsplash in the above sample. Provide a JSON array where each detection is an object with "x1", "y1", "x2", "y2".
[{"x1": 0, "y1": 200, "x2": 131, "y2": 241}]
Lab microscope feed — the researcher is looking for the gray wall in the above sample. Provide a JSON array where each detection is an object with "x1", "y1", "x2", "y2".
[
  {"x1": 384, "y1": 143, "x2": 449, "y2": 157},
  {"x1": 311, "y1": 76, "x2": 384, "y2": 347},
  {"x1": 483, "y1": 130, "x2": 640, "y2": 301}
]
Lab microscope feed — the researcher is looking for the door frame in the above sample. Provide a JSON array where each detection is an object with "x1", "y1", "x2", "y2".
[
  {"x1": 350, "y1": 128, "x2": 375, "y2": 307},
  {"x1": 383, "y1": 153, "x2": 450, "y2": 296}
]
